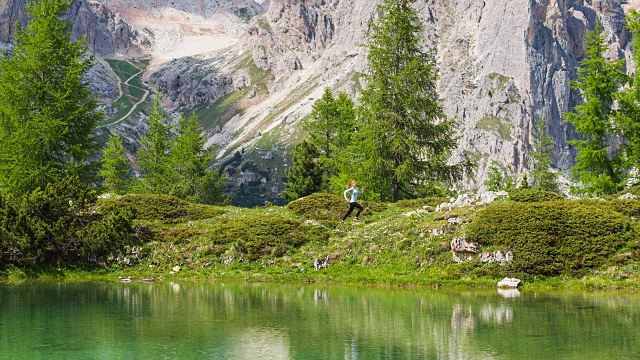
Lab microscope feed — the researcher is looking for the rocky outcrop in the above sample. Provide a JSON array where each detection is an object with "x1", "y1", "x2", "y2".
[
  {"x1": 0, "y1": 0, "x2": 149, "y2": 57},
  {"x1": 153, "y1": 0, "x2": 631, "y2": 190}
]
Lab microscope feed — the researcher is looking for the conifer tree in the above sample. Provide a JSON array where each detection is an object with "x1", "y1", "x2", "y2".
[
  {"x1": 0, "y1": 0, "x2": 102, "y2": 198},
  {"x1": 169, "y1": 112, "x2": 225, "y2": 204},
  {"x1": 617, "y1": 10, "x2": 640, "y2": 172},
  {"x1": 352, "y1": 0, "x2": 469, "y2": 202},
  {"x1": 99, "y1": 133, "x2": 130, "y2": 195},
  {"x1": 282, "y1": 140, "x2": 324, "y2": 200},
  {"x1": 565, "y1": 22, "x2": 627, "y2": 195},
  {"x1": 136, "y1": 94, "x2": 173, "y2": 194},
  {"x1": 305, "y1": 88, "x2": 355, "y2": 184},
  {"x1": 530, "y1": 119, "x2": 560, "y2": 193}
]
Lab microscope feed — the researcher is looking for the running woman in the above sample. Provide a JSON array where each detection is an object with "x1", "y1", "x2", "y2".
[{"x1": 342, "y1": 180, "x2": 365, "y2": 222}]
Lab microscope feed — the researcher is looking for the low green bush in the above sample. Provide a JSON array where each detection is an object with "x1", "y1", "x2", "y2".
[
  {"x1": 508, "y1": 187, "x2": 565, "y2": 202},
  {"x1": 97, "y1": 194, "x2": 225, "y2": 222},
  {"x1": 466, "y1": 200, "x2": 637, "y2": 277},
  {"x1": 287, "y1": 192, "x2": 386, "y2": 220},
  {"x1": 0, "y1": 177, "x2": 138, "y2": 269},
  {"x1": 208, "y1": 214, "x2": 329, "y2": 260}
]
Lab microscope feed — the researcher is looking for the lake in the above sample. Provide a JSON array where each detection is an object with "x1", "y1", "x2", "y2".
[{"x1": 0, "y1": 281, "x2": 638, "y2": 359}]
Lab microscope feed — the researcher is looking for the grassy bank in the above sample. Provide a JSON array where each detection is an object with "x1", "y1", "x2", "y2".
[{"x1": 3, "y1": 191, "x2": 640, "y2": 290}]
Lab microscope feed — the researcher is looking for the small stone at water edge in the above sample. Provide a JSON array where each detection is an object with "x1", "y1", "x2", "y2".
[
  {"x1": 120, "y1": 278, "x2": 132, "y2": 283},
  {"x1": 497, "y1": 277, "x2": 521, "y2": 288}
]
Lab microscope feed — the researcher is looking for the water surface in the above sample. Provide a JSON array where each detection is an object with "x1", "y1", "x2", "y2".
[{"x1": 0, "y1": 281, "x2": 638, "y2": 359}]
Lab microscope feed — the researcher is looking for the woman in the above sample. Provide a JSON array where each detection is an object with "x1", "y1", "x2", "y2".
[{"x1": 342, "y1": 180, "x2": 365, "y2": 222}]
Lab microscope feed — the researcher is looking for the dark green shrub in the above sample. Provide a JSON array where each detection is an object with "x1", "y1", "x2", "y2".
[
  {"x1": 97, "y1": 194, "x2": 225, "y2": 222},
  {"x1": 395, "y1": 197, "x2": 449, "y2": 209},
  {"x1": 508, "y1": 187, "x2": 565, "y2": 202},
  {"x1": 287, "y1": 192, "x2": 386, "y2": 220},
  {"x1": 0, "y1": 177, "x2": 138, "y2": 268},
  {"x1": 466, "y1": 200, "x2": 637, "y2": 277},
  {"x1": 209, "y1": 214, "x2": 329, "y2": 260}
]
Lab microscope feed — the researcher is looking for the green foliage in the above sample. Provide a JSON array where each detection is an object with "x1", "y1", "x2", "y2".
[
  {"x1": 484, "y1": 162, "x2": 506, "y2": 191},
  {"x1": 97, "y1": 194, "x2": 224, "y2": 222},
  {"x1": 282, "y1": 140, "x2": 324, "y2": 201},
  {"x1": 210, "y1": 214, "x2": 329, "y2": 260},
  {"x1": 0, "y1": 177, "x2": 137, "y2": 268},
  {"x1": 350, "y1": 0, "x2": 471, "y2": 202},
  {"x1": 508, "y1": 187, "x2": 565, "y2": 202},
  {"x1": 0, "y1": 0, "x2": 102, "y2": 199},
  {"x1": 135, "y1": 96, "x2": 226, "y2": 204},
  {"x1": 565, "y1": 22, "x2": 627, "y2": 195},
  {"x1": 99, "y1": 133, "x2": 131, "y2": 195},
  {"x1": 287, "y1": 192, "x2": 385, "y2": 221},
  {"x1": 136, "y1": 93, "x2": 173, "y2": 194},
  {"x1": 466, "y1": 201, "x2": 637, "y2": 277},
  {"x1": 168, "y1": 112, "x2": 226, "y2": 204},
  {"x1": 530, "y1": 119, "x2": 560, "y2": 193},
  {"x1": 617, "y1": 10, "x2": 640, "y2": 172}
]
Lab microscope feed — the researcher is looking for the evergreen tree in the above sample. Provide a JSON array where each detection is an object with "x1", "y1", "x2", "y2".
[
  {"x1": 99, "y1": 133, "x2": 130, "y2": 195},
  {"x1": 617, "y1": 10, "x2": 640, "y2": 173},
  {"x1": 168, "y1": 112, "x2": 225, "y2": 204},
  {"x1": 0, "y1": 0, "x2": 102, "y2": 199},
  {"x1": 282, "y1": 140, "x2": 324, "y2": 200},
  {"x1": 484, "y1": 162, "x2": 505, "y2": 192},
  {"x1": 565, "y1": 22, "x2": 627, "y2": 195},
  {"x1": 351, "y1": 0, "x2": 469, "y2": 202},
  {"x1": 136, "y1": 94, "x2": 173, "y2": 194},
  {"x1": 305, "y1": 88, "x2": 355, "y2": 184},
  {"x1": 530, "y1": 119, "x2": 560, "y2": 193}
]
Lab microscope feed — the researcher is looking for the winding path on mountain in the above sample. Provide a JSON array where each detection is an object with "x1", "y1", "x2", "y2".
[{"x1": 97, "y1": 60, "x2": 150, "y2": 129}]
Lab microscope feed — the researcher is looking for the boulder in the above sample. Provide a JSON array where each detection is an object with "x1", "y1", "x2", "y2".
[
  {"x1": 619, "y1": 193, "x2": 638, "y2": 200},
  {"x1": 480, "y1": 250, "x2": 513, "y2": 265},
  {"x1": 497, "y1": 277, "x2": 521, "y2": 288},
  {"x1": 451, "y1": 236, "x2": 481, "y2": 263}
]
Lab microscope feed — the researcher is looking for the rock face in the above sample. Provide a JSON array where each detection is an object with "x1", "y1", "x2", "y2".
[
  {"x1": 0, "y1": 0, "x2": 149, "y2": 57},
  {"x1": 151, "y1": 0, "x2": 632, "y2": 190}
]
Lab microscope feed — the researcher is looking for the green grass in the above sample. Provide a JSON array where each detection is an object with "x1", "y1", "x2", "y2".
[
  {"x1": 99, "y1": 59, "x2": 150, "y2": 127},
  {"x1": 105, "y1": 59, "x2": 140, "y2": 81},
  {"x1": 477, "y1": 114, "x2": 513, "y2": 141},
  {"x1": 5, "y1": 193, "x2": 640, "y2": 290}
]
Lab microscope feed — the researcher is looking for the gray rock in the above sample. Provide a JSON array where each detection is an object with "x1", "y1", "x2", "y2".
[
  {"x1": 451, "y1": 236, "x2": 481, "y2": 263},
  {"x1": 619, "y1": 193, "x2": 638, "y2": 200},
  {"x1": 497, "y1": 277, "x2": 521, "y2": 288}
]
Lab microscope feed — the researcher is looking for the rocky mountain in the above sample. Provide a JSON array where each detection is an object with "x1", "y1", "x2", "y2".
[
  {"x1": 0, "y1": 0, "x2": 150, "y2": 57},
  {"x1": 0, "y1": 0, "x2": 636, "y2": 204},
  {"x1": 149, "y1": 0, "x2": 637, "y2": 198}
]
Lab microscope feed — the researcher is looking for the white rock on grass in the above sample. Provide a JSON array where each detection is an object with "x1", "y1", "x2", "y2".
[
  {"x1": 619, "y1": 193, "x2": 638, "y2": 200},
  {"x1": 497, "y1": 277, "x2": 521, "y2": 288}
]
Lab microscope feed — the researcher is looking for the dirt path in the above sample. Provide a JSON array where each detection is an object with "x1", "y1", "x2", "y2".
[{"x1": 97, "y1": 61, "x2": 150, "y2": 129}]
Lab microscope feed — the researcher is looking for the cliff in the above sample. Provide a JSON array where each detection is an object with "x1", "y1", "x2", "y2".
[{"x1": 150, "y1": 0, "x2": 632, "y2": 192}]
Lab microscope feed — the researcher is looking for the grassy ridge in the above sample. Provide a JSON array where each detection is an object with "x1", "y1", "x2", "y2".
[{"x1": 4, "y1": 192, "x2": 640, "y2": 289}]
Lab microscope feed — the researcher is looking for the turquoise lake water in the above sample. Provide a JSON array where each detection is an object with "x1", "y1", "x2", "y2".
[{"x1": 0, "y1": 281, "x2": 638, "y2": 359}]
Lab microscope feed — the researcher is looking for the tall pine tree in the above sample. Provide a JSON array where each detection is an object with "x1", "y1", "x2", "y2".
[
  {"x1": 530, "y1": 119, "x2": 560, "y2": 193},
  {"x1": 617, "y1": 10, "x2": 640, "y2": 173},
  {"x1": 0, "y1": 0, "x2": 102, "y2": 199},
  {"x1": 99, "y1": 133, "x2": 130, "y2": 195},
  {"x1": 135, "y1": 93, "x2": 173, "y2": 194},
  {"x1": 282, "y1": 140, "x2": 324, "y2": 200},
  {"x1": 351, "y1": 0, "x2": 468, "y2": 202},
  {"x1": 565, "y1": 22, "x2": 627, "y2": 195},
  {"x1": 168, "y1": 112, "x2": 225, "y2": 204}
]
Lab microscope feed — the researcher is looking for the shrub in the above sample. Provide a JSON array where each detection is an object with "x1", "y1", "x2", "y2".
[
  {"x1": 0, "y1": 178, "x2": 138, "y2": 268},
  {"x1": 97, "y1": 194, "x2": 224, "y2": 222},
  {"x1": 209, "y1": 214, "x2": 329, "y2": 260},
  {"x1": 287, "y1": 192, "x2": 386, "y2": 220},
  {"x1": 466, "y1": 200, "x2": 637, "y2": 277},
  {"x1": 508, "y1": 187, "x2": 565, "y2": 202}
]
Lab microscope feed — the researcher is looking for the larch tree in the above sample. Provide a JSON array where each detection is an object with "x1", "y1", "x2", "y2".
[
  {"x1": 0, "y1": 0, "x2": 102, "y2": 199},
  {"x1": 135, "y1": 94, "x2": 173, "y2": 194},
  {"x1": 565, "y1": 22, "x2": 627, "y2": 195},
  {"x1": 168, "y1": 112, "x2": 226, "y2": 204},
  {"x1": 352, "y1": 0, "x2": 469, "y2": 202},
  {"x1": 99, "y1": 133, "x2": 131, "y2": 195}
]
